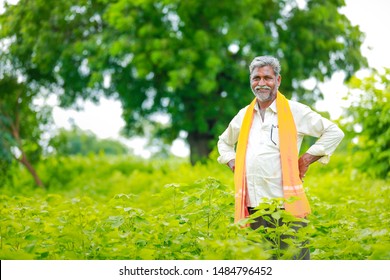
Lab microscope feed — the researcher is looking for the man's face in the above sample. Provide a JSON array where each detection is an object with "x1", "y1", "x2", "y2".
[{"x1": 250, "y1": 66, "x2": 281, "y2": 103}]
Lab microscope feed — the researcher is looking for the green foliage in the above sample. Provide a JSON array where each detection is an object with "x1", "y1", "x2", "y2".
[
  {"x1": 0, "y1": 153, "x2": 388, "y2": 260},
  {"x1": 0, "y1": 77, "x2": 37, "y2": 160},
  {"x1": 0, "y1": 75, "x2": 51, "y2": 187},
  {"x1": 0, "y1": 0, "x2": 368, "y2": 162},
  {"x1": 343, "y1": 69, "x2": 390, "y2": 178},
  {"x1": 245, "y1": 198, "x2": 312, "y2": 260},
  {"x1": 305, "y1": 153, "x2": 390, "y2": 260},
  {"x1": 49, "y1": 126, "x2": 131, "y2": 156}
]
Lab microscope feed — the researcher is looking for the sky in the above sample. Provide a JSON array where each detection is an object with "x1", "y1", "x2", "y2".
[
  {"x1": 1, "y1": 0, "x2": 390, "y2": 158},
  {"x1": 316, "y1": 0, "x2": 390, "y2": 116}
]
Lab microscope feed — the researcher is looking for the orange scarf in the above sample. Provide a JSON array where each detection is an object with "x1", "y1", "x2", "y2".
[{"x1": 234, "y1": 91, "x2": 311, "y2": 223}]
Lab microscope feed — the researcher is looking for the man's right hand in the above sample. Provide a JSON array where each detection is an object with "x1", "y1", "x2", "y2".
[{"x1": 227, "y1": 159, "x2": 235, "y2": 172}]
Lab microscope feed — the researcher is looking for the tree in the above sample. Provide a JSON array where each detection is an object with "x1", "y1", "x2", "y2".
[
  {"x1": 0, "y1": 76, "x2": 50, "y2": 188},
  {"x1": 0, "y1": 0, "x2": 367, "y2": 164},
  {"x1": 49, "y1": 126, "x2": 131, "y2": 156},
  {"x1": 344, "y1": 68, "x2": 390, "y2": 179}
]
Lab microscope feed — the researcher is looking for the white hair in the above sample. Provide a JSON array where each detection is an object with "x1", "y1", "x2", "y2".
[{"x1": 249, "y1": 56, "x2": 281, "y2": 76}]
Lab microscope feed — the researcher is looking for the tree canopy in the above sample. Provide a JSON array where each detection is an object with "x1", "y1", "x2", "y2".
[{"x1": 0, "y1": 0, "x2": 367, "y2": 163}]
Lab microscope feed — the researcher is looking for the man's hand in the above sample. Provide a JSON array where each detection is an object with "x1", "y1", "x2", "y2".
[
  {"x1": 298, "y1": 153, "x2": 322, "y2": 180},
  {"x1": 227, "y1": 159, "x2": 235, "y2": 172}
]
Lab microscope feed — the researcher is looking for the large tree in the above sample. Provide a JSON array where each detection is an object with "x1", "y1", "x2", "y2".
[{"x1": 0, "y1": 0, "x2": 367, "y2": 163}]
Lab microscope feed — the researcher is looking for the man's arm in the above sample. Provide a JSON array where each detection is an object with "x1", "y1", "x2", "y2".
[
  {"x1": 293, "y1": 102, "x2": 344, "y2": 177},
  {"x1": 296, "y1": 104, "x2": 344, "y2": 157},
  {"x1": 227, "y1": 159, "x2": 235, "y2": 172},
  {"x1": 298, "y1": 153, "x2": 322, "y2": 180},
  {"x1": 217, "y1": 110, "x2": 245, "y2": 171},
  {"x1": 217, "y1": 133, "x2": 237, "y2": 172}
]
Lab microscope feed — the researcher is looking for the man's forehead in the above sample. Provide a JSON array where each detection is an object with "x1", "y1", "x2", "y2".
[{"x1": 251, "y1": 66, "x2": 276, "y2": 76}]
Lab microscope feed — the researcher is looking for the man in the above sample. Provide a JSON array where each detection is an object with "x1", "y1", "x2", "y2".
[{"x1": 217, "y1": 55, "x2": 344, "y2": 259}]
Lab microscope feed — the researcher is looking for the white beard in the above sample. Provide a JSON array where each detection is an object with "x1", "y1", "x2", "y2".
[{"x1": 251, "y1": 86, "x2": 273, "y2": 102}]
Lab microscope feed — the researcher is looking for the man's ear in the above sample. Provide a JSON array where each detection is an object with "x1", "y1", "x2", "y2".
[{"x1": 277, "y1": 75, "x2": 282, "y2": 86}]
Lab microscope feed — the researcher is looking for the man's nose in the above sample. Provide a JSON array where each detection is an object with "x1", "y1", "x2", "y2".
[{"x1": 258, "y1": 78, "x2": 266, "y2": 86}]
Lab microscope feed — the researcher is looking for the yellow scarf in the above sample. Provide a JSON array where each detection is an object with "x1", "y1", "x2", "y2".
[{"x1": 234, "y1": 91, "x2": 311, "y2": 223}]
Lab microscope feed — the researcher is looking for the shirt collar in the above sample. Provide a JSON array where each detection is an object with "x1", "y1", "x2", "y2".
[{"x1": 254, "y1": 99, "x2": 278, "y2": 113}]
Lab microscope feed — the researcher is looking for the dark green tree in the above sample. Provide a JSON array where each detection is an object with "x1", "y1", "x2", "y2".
[
  {"x1": 344, "y1": 69, "x2": 390, "y2": 179},
  {"x1": 0, "y1": 76, "x2": 50, "y2": 188},
  {"x1": 0, "y1": 0, "x2": 367, "y2": 163}
]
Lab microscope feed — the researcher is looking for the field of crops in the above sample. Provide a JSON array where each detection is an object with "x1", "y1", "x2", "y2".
[{"x1": 1, "y1": 152, "x2": 389, "y2": 260}]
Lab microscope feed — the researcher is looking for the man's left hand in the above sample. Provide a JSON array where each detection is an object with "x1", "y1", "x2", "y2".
[{"x1": 298, "y1": 153, "x2": 322, "y2": 180}]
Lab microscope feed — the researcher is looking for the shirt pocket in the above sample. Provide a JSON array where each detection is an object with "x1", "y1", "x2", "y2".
[{"x1": 263, "y1": 123, "x2": 279, "y2": 147}]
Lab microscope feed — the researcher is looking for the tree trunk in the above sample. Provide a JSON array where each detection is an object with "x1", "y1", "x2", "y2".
[
  {"x1": 9, "y1": 108, "x2": 45, "y2": 189},
  {"x1": 17, "y1": 152, "x2": 45, "y2": 189},
  {"x1": 187, "y1": 131, "x2": 214, "y2": 165}
]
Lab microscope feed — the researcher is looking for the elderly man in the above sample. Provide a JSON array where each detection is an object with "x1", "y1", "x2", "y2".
[{"x1": 217, "y1": 55, "x2": 344, "y2": 259}]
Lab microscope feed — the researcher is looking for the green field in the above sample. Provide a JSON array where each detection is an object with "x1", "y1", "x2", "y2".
[{"x1": 1, "y1": 152, "x2": 389, "y2": 260}]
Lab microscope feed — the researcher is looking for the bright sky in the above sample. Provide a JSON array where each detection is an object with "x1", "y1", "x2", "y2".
[
  {"x1": 1, "y1": 0, "x2": 389, "y2": 158},
  {"x1": 316, "y1": 0, "x2": 390, "y2": 118}
]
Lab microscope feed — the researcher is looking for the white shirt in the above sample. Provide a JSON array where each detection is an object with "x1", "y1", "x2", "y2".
[{"x1": 217, "y1": 99, "x2": 344, "y2": 207}]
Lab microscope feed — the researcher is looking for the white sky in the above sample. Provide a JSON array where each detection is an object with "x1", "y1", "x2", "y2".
[
  {"x1": 1, "y1": 0, "x2": 390, "y2": 158},
  {"x1": 316, "y1": 0, "x2": 390, "y2": 117}
]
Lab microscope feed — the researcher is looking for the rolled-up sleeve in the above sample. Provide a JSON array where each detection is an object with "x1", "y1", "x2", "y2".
[
  {"x1": 294, "y1": 103, "x2": 345, "y2": 164},
  {"x1": 306, "y1": 121, "x2": 344, "y2": 164},
  {"x1": 217, "y1": 108, "x2": 246, "y2": 164}
]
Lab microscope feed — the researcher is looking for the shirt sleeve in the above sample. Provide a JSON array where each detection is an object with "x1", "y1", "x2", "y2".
[
  {"x1": 217, "y1": 108, "x2": 246, "y2": 164},
  {"x1": 293, "y1": 102, "x2": 345, "y2": 164}
]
